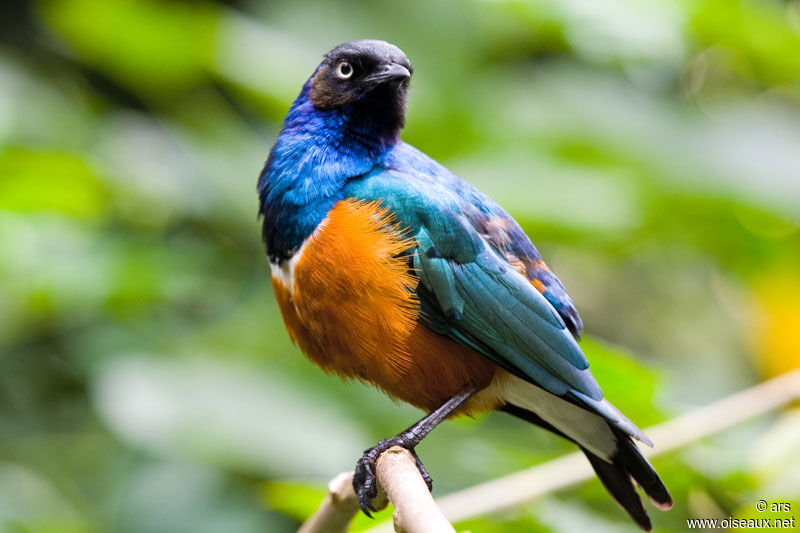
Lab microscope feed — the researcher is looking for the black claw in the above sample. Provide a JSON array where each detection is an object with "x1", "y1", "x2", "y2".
[
  {"x1": 411, "y1": 449, "x2": 433, "y2": 492},
  {"x1": 354, "y1": 452, "x2": 379, "y2": 516},
  {"x1": 351, "y1": 389, "x2": 478, "y2": 516},
  {"x1": 352, "y1": 437, "x2": 434, "y2": 516}
]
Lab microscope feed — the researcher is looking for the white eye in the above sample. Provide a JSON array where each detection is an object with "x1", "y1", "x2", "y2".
[{"x1": 336, "y1": 61, "x2": 353, "y2": 79}]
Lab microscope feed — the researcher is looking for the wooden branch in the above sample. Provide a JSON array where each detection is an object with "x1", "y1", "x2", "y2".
[
  {"x1": 430, "y1": 368, "x2": 800, "y2": 527},
  {"x1": 297, "y1": 448, "x2": 453, "y2": 533},
  {"x1": 376, "y1": 447, "x2": 456, "y2": 533},
  {"x1": 297, "y1": 472, "x2": 365, "y2": 533},
  {"x1": 300, "y1": 369, "x2": 800, "y2": 533}
]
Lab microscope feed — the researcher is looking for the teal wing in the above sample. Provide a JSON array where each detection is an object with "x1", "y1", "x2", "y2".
[
  {"x1": 413, "y1": 227, "x2": 597, "y2": 399},
  {"x1": 344, "y1": 148, "x2": 648, "y2": 443}
]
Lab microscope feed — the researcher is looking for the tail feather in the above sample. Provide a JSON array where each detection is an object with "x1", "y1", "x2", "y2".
[
  {"x1": 583, "y1": 448, "x2": 652, "y2": 531},
  {"x1": 502, "y1": 402, "x2": 672, "y2": 531},
  {"x1": 613, "y1": 431, "x2": 673, "y2": 511}
]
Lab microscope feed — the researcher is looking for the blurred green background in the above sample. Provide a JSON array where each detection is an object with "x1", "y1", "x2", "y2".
[{"x1": 1, "y1": 0, "x2": 799, "y2": 531}]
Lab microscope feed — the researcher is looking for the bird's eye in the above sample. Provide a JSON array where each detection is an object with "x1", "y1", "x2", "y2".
[{"x1": 336, "y1": 61, "x2": 353, "y2": 79}]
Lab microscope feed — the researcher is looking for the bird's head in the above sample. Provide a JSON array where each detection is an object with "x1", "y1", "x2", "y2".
[
  {"x1": 310, "y1": 40, "x2": 412, "y2": 110},
  {"x1": 305, "y1": 40, "x2": 412, "y2": 141}
]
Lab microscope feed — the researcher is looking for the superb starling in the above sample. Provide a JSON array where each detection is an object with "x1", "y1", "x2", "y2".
[{"x1": 258, "y1": 40, "x2": 672, "y2": 530}]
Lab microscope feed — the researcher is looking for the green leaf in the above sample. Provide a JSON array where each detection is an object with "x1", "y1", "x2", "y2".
[
  {"x1": 37, "y1": 0, "x2": 219, "y2": 100},
  {"x1": 259, "y1": 481, "x2": 326, "y2": 522},
  {"x1": 0, "y1": 147, "x2": 107, "y2": 219},
  {"x1": 581, "y1": 335, "x2": 666, "y2": 427}
]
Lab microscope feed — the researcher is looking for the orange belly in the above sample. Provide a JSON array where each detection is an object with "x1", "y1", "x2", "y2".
[{"x1": 271, "y1": 198, "x2": 498, "y2": 413}]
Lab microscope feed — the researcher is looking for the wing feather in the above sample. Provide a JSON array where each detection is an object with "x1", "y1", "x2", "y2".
[{"x1": 343, "y1": 154, "x2": 648, "y2": 444}]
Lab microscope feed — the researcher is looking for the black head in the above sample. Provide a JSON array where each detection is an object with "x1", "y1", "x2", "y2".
[{"x1": 309, "y1": 40, "x2": 413, "y2": 111}]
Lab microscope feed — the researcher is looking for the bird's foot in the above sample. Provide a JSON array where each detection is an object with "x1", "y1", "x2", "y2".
[{"x1": 352, "y1": 436, "x2": 433, "y2": 517}]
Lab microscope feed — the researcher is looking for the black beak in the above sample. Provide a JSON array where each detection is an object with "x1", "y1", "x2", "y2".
[{"x1": 364, "y1": 63, "x2": 411, "y2": 86}]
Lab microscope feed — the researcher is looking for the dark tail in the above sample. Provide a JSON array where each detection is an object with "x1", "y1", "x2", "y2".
[
  {"x1": 583, "y1": 434, "x2": 673, "y2": 531},
  {"x1": 503, "y1": 404, "x2": 672, "y2": 531}
]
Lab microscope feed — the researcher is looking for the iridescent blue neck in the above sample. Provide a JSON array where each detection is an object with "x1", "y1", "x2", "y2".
[{"x1": 258, "y1": 83, "x2": 401, "y2": 263}]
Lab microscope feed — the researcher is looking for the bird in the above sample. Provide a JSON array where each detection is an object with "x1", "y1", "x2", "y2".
[{"x1": 258, "y1": 39, "x2": 672, "y2": 530}]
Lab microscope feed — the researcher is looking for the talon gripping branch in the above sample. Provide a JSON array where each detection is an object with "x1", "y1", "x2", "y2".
[{"x1": 258, "y1": 40, "x2": 672, "y2": 530}]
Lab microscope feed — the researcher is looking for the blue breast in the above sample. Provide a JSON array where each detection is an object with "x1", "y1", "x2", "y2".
[{"x1": 258, "y1": 82, "x2": 394, "y2": 263}]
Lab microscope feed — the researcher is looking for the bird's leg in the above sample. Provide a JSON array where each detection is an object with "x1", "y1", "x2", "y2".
[{"x1": 353, "y1": 386, "x2": 478, "y2": 516}]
